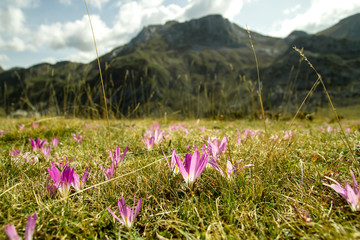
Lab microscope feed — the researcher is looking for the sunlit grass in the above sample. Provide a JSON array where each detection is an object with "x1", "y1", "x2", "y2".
[{"x1": 1, "y1": 117, "x2": 359, "y2": 239}]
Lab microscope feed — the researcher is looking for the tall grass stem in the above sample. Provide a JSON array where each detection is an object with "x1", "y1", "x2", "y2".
[
  {"x1": 247, "y1": 27, "x2": 267, "y2": 134},
  {"x1": 293, "y1": 47, "x2": 357, "y2": 164},
  {"x1": 84, "y1": 0, "x2": 112, "y2": 148}
]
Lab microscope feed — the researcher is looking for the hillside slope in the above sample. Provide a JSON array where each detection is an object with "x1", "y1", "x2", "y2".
[{"x1": 0, "y1": 14, "x2": 359, "y2": 118}]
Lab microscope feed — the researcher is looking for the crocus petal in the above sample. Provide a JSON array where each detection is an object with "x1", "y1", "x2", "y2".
[
  {"x1": 219, "y1": 136, "x2": 227, "y2": 153},
  {"x1": 118, "y1": 197, "x2": 130, "y2": 226},
  {"x1": 134, "y1": 197, "x2": 143, "y2": 219},
  {"x1": 209, "y1": 158, "x2": 225, "y2": 177},
  {"x1": 30, "y1": 138, "x2": 36, "y2": 150},
  {"x1": 175, "y1": 154, "x2": 189, "y2": 183},
  {"x1": 324, "y1": 176, "x2": 347, "y2": 197},
  {"x1": 195, "y1": 153, "x2": 208, "y2": 179},
  {"x1": 184, "y1": 153, "x2": 192, "y2": 173},
  {"x1": 3, "y1": 225, "x2": 21, "y2": 240},
  {"x1": 121, "y1": 146, "x2": 129, "y2": 161},
  {"x1": 150, "y1": 136, "x2": 155, "y2": 146},
  {"x1": 227, "y1": 161, "x2": 234, "y2": 177},
  {"x1": 81, "y1": 166, "x2": 90, "y2": 186},
  {"x1": 107, "y1": 206, "x2": 123, "y2": 225},
  {"x1": 323, "y1": 183, "x2": 347, "y2": 198},
  {"x1": 24, "y1": 213, "x2": 37, "y2": 240},
  {"x1": 238, "y1": 164, "x2": 255, "y2": 172},
  {"x1": 351, "y1": 170, "x2": 359, "y2": 194},
  {"x1": 72, "y1": 173, "x2": 81, "y2": 191},
  {"x1": 115, "y1": 146, "x2": 121, "y2": 161},
  {"x1": 233, "y1": 159, "x2": 243, "y2": 170},
  {"x1": 47, "y1": 162, "x2": 61, "y2": 184},
  {"x1": 345, "y1": 182, "x2": 359, "y2": 211},
  {"x1": 188, "y1": 149, "x2": 200, "y2": 182},
  {"x1": 108, "y1": 149, "x2": 114, "y2": 162},
  {"x1": 163, "y1": 150, "x2": 172, "y2": 170}
]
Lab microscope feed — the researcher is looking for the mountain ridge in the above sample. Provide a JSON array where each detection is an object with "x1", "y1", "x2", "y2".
[
  {"x1": 317, "y1": 13, "x2": 360, "y2": 40},
  {"x1": 1, "y1": 13, "x2": 359, "y2": 118}
]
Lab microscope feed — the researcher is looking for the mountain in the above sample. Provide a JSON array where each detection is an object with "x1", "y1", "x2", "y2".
[
  {"x1": 317, "y1": 13, "x2": 360, "y2": 40},
  {"x1": 0, "y1": 13, "x2": 359, "y2": 118}
]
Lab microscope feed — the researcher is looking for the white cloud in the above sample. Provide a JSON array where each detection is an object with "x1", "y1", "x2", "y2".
[
  {"x1": 59, "y1": 0, "x2": 110, "y2": 9},
  {"x1": 35, "y1": 15, "x2": 112, "y2": 53},
  {"x1": 86, "y1": 0, "x2": 110, "y2": 9},
  {"x1": 0, "y1": 0, "x2": 40, "y2": 8},
  {"x1": 66, "y1": 51, "x2": 97, "y2": 63},
  {"x1": 59, "y1": 0, "x2": 71, "y2": 5},
  {"x1": 0, "y1": 6, "x2": 29, "y2": 34},
  {"x1": 183, "y1": 0, "x2": 244, "y2": 20},
  {"x1": 270, "y1": 0, "x2": 360, "y2": 37},
  {"x1": 283, "y1": 4, "x2": 301, "y2": 15},
  {"x1": 0, "y1": 54, "x2": 10, "y2": 62},
  {"x1": 41, "y1": 57, "x2": 57, "y2": 64},
  {"x1": 0, "y1": 37, "x2": 35, "y2": 51}
]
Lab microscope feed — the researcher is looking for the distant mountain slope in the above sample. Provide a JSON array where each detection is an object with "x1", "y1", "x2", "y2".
[
  {"x1": 317, "y1": 13, "x2": 360, "y2": 40},
  {"x1": 0, "y1": 13, "x2": 359, "y2": 118}
]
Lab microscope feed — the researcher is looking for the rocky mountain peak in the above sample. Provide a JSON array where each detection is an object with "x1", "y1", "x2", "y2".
[
  {"x1": 121, "y1": 14, "x2": 250, "y2": 54},
  {"x1": 285, "y1": 30, "x2": 309, "y2": 43}
]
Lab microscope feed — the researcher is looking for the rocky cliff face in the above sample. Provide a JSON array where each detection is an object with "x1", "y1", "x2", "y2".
[{"x1": 117, "y1": 15, "x2": 284, "y2": 54}]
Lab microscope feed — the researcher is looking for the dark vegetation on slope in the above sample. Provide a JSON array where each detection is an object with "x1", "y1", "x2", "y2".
[{"x1": 1, "y1": 14, "x2": 359, "y2": 118}]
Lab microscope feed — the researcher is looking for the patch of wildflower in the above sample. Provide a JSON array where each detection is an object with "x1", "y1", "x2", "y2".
[{"x1": 107, "y1": 196, "x2": 142, "y2": 228}]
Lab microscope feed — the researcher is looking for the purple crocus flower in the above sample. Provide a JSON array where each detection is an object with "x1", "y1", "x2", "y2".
[
  {"x1": 150, "y1": 123, "x2": 161, "y2": 130},
  {"x1": 237, "y1": 129, "x2": 262, "y2": 144},
  {"x1": 29, "y1": 138, "x2": 47, "y2": 151},
  {"x1": 100, "y1": 162, "x2": 116, "y2": 179},
  {"x1": 72, "y1": 133, "x2": 85, "y2": 144},
  {"x1": 9, "y1": 149, "x2": 21, "y2": 163},
  {"x1": 107, "y1": 196, "x2": 142, "y2": 228},
  {"x1": 51, "y1": 138, "x2": 59, "y2": 147},
  {"x1": 47, "y1": 162, "x2": 89, "y2": 197},
  {"x1": 163, "y1": 149, "x2": 181, "y2": 174},
  {"x1": 18, "y1": 124, "x2": 25, "y2": 131},
  {"x1": 54, "y1": 156, "x2": 75, "y2": 169},
  {"x1": 42, "y1": 145, "x2": 51, "y2": 159},
  {"x1": 209, "y1": 159, "x2": 254, "y2": 179},
  {"x1": 144, "y1": 129, "x2": 166, "y2": 144},
  {"x1": 323, "y1": 170, "x2": 360, "y2": 211},
  {"x1": 283, "y1": 130, "x2": 295, "y2": 141},
  {"x1": 109, "y1": 146, "x2": 129, "y2": 168},
  {"x1": 22, "y1": 152, "x2": 39, "y2": 164},
  {"x1": 142, "y1": 136, "x2": 155, "y2": 150},
  {"x1": 327, "y1": 126, "x2": 334, "y2": 133},
  {"x1": 198, "y1": 126, "x2": 206, "y2": 132},
  {"x1": 175, "y1": 147, "x2": 208, "y2": 187},
  {"x1": 207, "y1": 136, "x2": 227, "y2": 160},
  {"x1": 100, "y1": 146, "x2": 129, "y2": 179},
  {"x1": 72, "y1": 166, "x2": 91, "y2": 191},
  {"x1": 4, "y1": 213, "x2": 37, "y2": 240}
]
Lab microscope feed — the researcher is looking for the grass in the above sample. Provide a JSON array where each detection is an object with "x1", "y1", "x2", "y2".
[
  {"x1": 1, "y1": 117, "x2": 360, "y2": 239},
  {"x1": 0, "y1": 4, "x2": 359, "y2": 239}
]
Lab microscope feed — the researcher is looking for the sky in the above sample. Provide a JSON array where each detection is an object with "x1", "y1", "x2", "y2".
[{"x1": 0, "y1": 0, "x2": 359, "y2": 70}]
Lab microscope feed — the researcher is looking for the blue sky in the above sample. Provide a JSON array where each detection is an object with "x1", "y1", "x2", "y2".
[{"x1": 0, "y1": 0, "x2": 359, "y2": 70}]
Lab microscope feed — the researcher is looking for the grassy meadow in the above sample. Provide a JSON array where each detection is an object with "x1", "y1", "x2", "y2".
[{"x1": 1, "y1": 116, "x2": 360, "y2": 239}]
